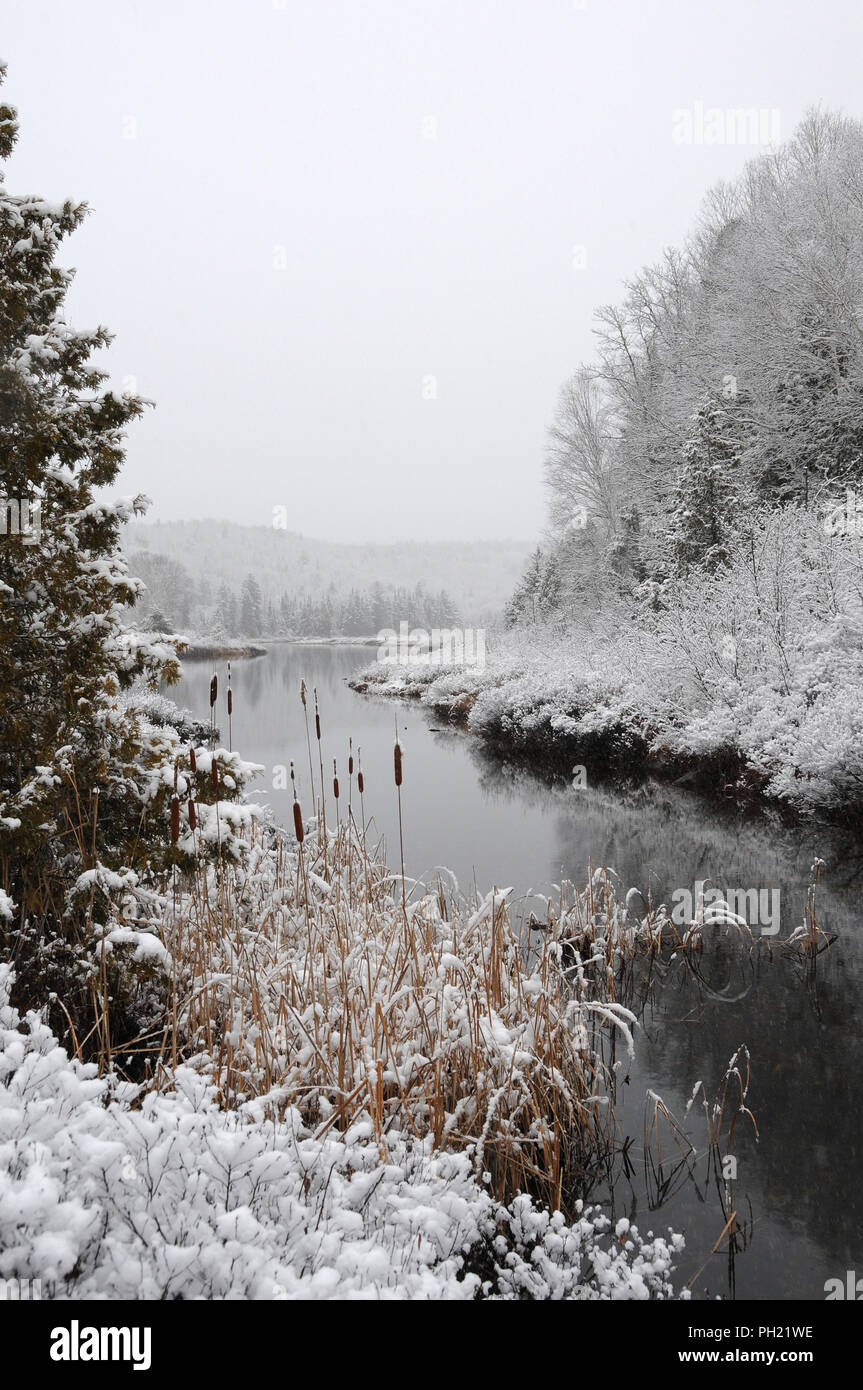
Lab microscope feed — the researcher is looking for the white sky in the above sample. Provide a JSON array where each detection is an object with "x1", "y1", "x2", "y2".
[{"x1": 4, "y1": 0, "x2": 863, "y2": 542}]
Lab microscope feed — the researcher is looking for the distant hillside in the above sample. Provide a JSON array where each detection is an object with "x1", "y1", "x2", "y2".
[{"x1": 122, "y1": 520, "x2": 534, "y2": 637}]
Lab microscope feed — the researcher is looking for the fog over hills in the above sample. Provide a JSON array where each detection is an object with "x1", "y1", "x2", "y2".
[{"x1": 122, "y1": 519, "x2": 535, "y2": 636}]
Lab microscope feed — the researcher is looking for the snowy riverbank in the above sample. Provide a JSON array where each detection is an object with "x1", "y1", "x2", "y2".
[{"x1": 351, "y1": 512, "x2": 863, "y2": 820}]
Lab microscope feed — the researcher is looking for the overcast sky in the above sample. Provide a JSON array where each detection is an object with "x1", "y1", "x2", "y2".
[{"x1": 4, "y1": 0, "x2": 863, "y2": 542}]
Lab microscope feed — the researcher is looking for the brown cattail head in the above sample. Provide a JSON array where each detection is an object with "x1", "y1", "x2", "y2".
[
  {"x1": 358, "y1": 769, "x2": 364, "y2": 794},
  {"x1": 394, "y1": 741, "x2": 403, "y2": 787},
  {"x1": 209, "y1": 674, "x2": 218, "y2": 708},
  {"x1": 188, "y1": 797, "x2": 197, "y2": 832},
  {"x1": 348, "y1": 738, "x2": 353, "y2": 777},
  {"x1": 170, "y1": 794, "x2": 180, "y2": 843},
  {"x1": 293, "y1": 799, "x2": 304, "y2": 843},
  {"x1": 314, "y1": 689, "x2": 321, "y2": 742},
  {"x1": 189, "y1": 745, "x2": 198, "y2": 775},
  {"x1": 300, "y1": 680, "x2": 307, "y2": 707},
  {"x1": 227, "y1": 689, "x2": 233, "y2": 716},
  {"x1": 211, "y1": 760, "x2": 219, "y2": 791},
  {"x1": 333, "y1": 759, "x2": 339, "y2": 801}
]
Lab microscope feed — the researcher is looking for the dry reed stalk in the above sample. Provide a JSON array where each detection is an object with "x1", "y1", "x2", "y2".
[
  {"x1": 314, "y1": 688, "x2": 327, "y2": 874},
  {"x1": 300, "y1": 682, "x2": 315, "y2": 812}
]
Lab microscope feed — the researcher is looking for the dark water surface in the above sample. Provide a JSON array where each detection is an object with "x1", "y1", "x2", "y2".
[{"x1": 173, "y1": 642, "x2": 863, "y2": 1301}]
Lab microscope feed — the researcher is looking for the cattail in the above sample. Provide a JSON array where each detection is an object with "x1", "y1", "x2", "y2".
[
  {"x1": 348, "y1": 738, "x2": 354, "y2": 777},
  {"x1": 170, "y1": 794, "x2": 180, "y2": 843},
  {"x1": 290, "y1": 762, "x2": 303, "y2": 841},
  {"x1": 333, "y1": 758, "x2": 339, "y2": 801},
  {"x1": 393, "y1": 726, "x2": 406, "y2": 912},
  {"x1": 211, "y1": 759, "x2": 219, "y2": 791},
  {"x1": 356, "y1": 748, "x2": 366, "y2": 841},
  {"x1": 209, "y1": 674, "x2": 218, "y2": 708},
  {"x1": 314, "y1": 689, "x2": 321, "y2": 741},
  {"x1": 300, "y1": 680, "x2": 307, "y2": 707},
  {"x1": 227, "y1": 689, "x2": 233, "y2": 715},
  {"x1": 188, "y1": 797, "x2": 197, "y2": 832},
  {"x1": 189, "y1": 745, "x2": 198, "y2": 775}
]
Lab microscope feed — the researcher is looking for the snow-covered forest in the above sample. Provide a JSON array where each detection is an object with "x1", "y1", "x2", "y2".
[
  {"x1": 124, "y1": 520, "x2": 530, "y2": 637},
  {"x1": 366, "y1": 113, "x2": 863, "y2": 817}
]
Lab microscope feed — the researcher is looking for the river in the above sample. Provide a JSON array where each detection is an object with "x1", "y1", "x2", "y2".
[{"x1": 172, "y1": 641, "x2": 863, "y2": 1302}]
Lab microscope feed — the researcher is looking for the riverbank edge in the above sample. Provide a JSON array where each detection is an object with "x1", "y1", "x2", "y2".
[
  {"x1": 182, "y1": 643, "x2": 269, "y2": 662},
  {"x1": 348, "y1": 670, "x2": 863, "y2": 830},
  {"x1": 182, "y1": 636, "x2": 381, "y2": 661}
]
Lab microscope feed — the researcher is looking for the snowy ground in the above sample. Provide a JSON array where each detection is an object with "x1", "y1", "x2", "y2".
[{"x1": 0, "y1": 965, "x2": 685, "y2": 1300}]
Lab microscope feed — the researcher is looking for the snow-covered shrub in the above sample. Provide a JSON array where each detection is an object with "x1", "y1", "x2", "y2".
[
  {"x1": 0, "y1": 964, "x2": 685, "y2": 1300},
  {"x1": 121, "y1": 687, "x2": 211, "y2": 746}
]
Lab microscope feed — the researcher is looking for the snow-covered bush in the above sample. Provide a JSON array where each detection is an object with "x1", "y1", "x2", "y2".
[{"x1": 0, "y1": 964, "x2": 685, "y2": 1300}]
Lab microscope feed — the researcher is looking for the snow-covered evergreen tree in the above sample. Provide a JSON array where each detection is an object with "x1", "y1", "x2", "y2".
[
  {"x1": 668, "y1": 402, "x2": 740, "y2": 576},
  {"x1": 0, "y1": 63, "x2": 228, "y2": 1032},
  {"x1": 239, "y1": 573, "x2": 263, "y2": 635},
  {"x1": 504, "y1": 547, "x2": 563, "y2": 625}
]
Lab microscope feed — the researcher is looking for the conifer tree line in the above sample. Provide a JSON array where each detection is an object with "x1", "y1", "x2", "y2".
[
  {"x1": 130, "y1": 549, "x2": 462, "y2": 639},
  {"x1": 507, "y1": 111, "x2": 863, "y2": 622}
]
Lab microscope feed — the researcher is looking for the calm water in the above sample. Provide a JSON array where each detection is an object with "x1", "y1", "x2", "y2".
[{"x1": 173, "y1": 642, "x2": 863, "y2": 1301}]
